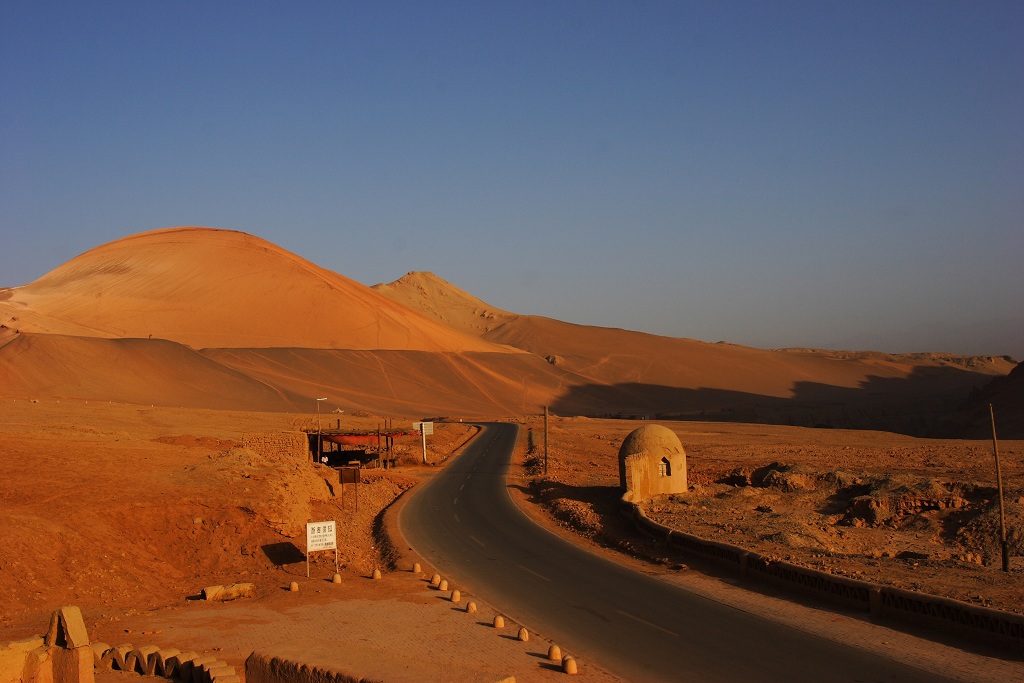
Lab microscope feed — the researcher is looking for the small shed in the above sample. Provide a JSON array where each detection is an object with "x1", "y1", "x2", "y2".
[{"x1": 618, "y1": 424, "x2": 687, "y2": 499}]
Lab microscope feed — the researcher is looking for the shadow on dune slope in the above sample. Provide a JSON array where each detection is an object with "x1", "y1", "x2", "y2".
[
  {"x1": 551, "y1": 364, "x2": 1006, "y2": 437},
  {"x1": 1, "y1": 329, "x2": 1012, "y2": 436}
]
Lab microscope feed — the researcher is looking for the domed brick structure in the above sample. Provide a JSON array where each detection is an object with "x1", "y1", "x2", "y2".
[{"x1": 618, "y1": 424, "x2": 687, "y2": 499}]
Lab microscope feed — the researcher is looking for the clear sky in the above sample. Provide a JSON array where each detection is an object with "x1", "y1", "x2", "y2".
[{"x1": 2, "y1": 1, "x2": 1022, "y2": 358}]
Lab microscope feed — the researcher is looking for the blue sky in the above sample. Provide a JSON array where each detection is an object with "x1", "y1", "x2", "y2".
[{"x1": 2, "y1": 1, "x2": 1022, "y2": 358}]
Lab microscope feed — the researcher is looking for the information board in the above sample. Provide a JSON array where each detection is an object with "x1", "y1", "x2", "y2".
[
  {"x1": 307, "y1": 520, "x2": 337, "y2": 551},
  {"x1": 412, "y1": 421, "x2": 434, "y2": 435},
  {"x1": 305, "y1": 520, "x2": 338, "y2": 578}
]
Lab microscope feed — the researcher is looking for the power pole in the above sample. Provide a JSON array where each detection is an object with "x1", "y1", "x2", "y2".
[
  {"x1": 990, "y1": 404, "x2": 1010, "y2": 572},
  {"x1": 544, "y1": 406, "x2": 549, "y2": 476}
]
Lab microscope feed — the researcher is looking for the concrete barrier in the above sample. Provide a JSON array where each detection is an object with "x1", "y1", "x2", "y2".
[
  {"x1": 100, "y1": 645, "x2": 133, "y2": 672},
  {"x1": 622, "y1": 495, "x2": 1024, "y2": 650},
  {"x1": 149, "y1": 649, "x2": 181, "y2": 678},
  {"x1": 124, "y1": 646, "x2": 159, "y2": 675},
  {"x1": 202, "y1": 584, "x2": 255, "y2": 602},
  {"x1": 562, "y1": 656, "x2": 578, "y2": 675},
  {"x1": 245, "y1": 652, "x2": 378, "y2": 683}
]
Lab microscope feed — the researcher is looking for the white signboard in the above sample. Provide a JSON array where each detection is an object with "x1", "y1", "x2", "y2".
[
  {"x1": 305, "y1": 520, "x2": 338, "y2": 578},
  {"x1": 412, "y1": 421, "x2": 434, "y2": 435},
  {"x1": 307, "y1": 520, "x2": 337, "y2": 551}
]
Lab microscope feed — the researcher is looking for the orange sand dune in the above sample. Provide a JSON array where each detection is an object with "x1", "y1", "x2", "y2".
[
  {"x1": 374, "y1": 272, "x2": 1014, "y2": 399},
  {"x1": 375, "y1": 272, "x2": 1016, "y2": 432},
  {"x1": 0, "y1": 331, "x2": 305, "y2": 411},
  {"x1": 482, "y1": 315, "x2": 1014, "y2": 399},
  {"x1": 201, "y1": 347, "x2": 574, "y2": 417},
  {"x1": 0, "y1": 330, "x2": 576, "y2": 417},
  {"x1": 937, "y1": 361, "x2": 1024, "y2": 438},
  {"x1": 371, "y1": 271, "x2": 515, "y2": 336},
  {"x1": 0, "y1": 233, "x2": 1015, "y2": 434},
  {"x1": 0, "y1": 228, "x2": 514, "y2": 353}
]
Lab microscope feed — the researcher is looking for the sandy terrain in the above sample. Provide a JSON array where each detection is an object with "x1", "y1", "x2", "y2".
[
  {"x1": 2, "y1": 399, "x2": 1021, "y2": 682},
  {"x1": 0, "y1": 398, "x2": 476, "y2": 637}
]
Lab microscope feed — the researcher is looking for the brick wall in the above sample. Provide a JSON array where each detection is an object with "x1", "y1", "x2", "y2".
[{"x1": 242, "y1": 432, "x2": 309, "y2": 460}]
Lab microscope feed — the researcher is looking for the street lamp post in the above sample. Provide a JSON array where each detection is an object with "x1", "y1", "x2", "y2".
[{"x1": 316, "y1": 398, "x2": 327, "y2": 464}]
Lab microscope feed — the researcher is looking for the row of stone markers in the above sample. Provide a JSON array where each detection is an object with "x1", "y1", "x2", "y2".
[
  {"x1": 414, "y1": 561, "x2": 580, "y2": 676},
  {"x1": 0, "y1": 606, "x2": 237, "y2": 683},
  {"x1": 95, "y1": 643, "x2": 238, "y2": 683}
]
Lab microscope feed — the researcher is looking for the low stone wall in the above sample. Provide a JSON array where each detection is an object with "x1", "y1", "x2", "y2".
[
  {"x1": 245, "y1": 652, "x2": 378, "y2": 683},
  {"x1": 243, "y1": 432, "x2": 309, "y2": 460},
  {"x1": 621, "y1": 497, "x2": 1024, "y2": 650},
  {"x1": 0, "y1": 606, "x2": 94, "y2": 683},
  {"x1": 0, "y1": 607, "x2": 238, "y2": 683},
  {"x1": 0, "y1": 637, "x2": 46, "y2": 683}
]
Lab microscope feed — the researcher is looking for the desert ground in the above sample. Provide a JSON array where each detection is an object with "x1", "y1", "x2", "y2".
[
  {"x1": 0, "y1": 398, "x2": 476, "y2": 635},
  {"x1": 512, "y1": 415, "x2": 1024, "y2": 614},
  {"x1": 1, "y1": 227, "x2": 1022, "y2": 680},
  {"x1": 2, "y1": 398, "x2": 1022, "y2": 682}
]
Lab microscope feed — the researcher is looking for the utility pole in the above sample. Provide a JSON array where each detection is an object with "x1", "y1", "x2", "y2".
[
  {"x1": 315, "y1": 397, "x2": 327, "y2": 465},
  {"x1": 544, "y1": 406, "x2": 549, "y2": 476},
  {"x1": 989, "y1": 404, "x2": 1010, "y2": 572}
]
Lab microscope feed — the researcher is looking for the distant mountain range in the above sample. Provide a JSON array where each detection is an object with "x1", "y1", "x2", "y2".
[{"x1": 1, "y1": 227, "x2": 1017, "y2": 436}]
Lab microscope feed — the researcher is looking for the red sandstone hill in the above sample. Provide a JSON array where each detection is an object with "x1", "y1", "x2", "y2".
[{"x1": 0, "y1": 229, "x2": 1016, "y2": 432}]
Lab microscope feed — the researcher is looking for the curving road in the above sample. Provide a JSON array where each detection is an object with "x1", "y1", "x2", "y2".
[{"x1": 400, "y1": 423, "x2": 946, "y2": 682}]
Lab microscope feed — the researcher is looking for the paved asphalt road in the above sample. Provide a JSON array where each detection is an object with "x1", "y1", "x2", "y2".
[{"x1": 400, "y1": 423, "x2": 947, "y2": 682}]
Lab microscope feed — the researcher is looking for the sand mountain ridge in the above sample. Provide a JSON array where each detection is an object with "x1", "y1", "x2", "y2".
[
  {"x1": 0, "y1": 227, "x2": 510, "y2": 353},
  {"x1": 371, "y1": 271, "x2": 515, "y2": 336},
  {"x1": 1, "y1": 227, "x2": 1017, "y2": 435}
]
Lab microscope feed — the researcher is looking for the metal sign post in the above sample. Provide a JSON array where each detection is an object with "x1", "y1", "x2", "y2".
[
  {"x1": 413, "y1": 421, "x2": 433, "y2": 464},
  {"x1": 340, "y1": 466, "x2": 359, "y2": 511},
  {"x1": 305, "y1": 520, "x2": 338, "y2": 578}
]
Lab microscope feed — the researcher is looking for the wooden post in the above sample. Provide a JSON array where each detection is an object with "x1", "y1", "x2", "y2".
[
  {"x1": 990, "y1": 404, "x2": 1010, "y2": 572},
  {"x1": 544, "y1": 406, "x2": 549, "y2": 476}
]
